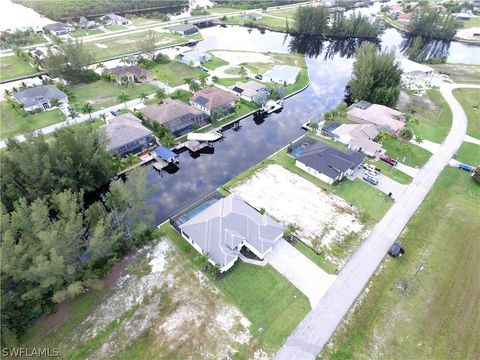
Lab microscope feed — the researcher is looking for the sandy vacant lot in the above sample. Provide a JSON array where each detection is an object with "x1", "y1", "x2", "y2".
[
  {"x1": 211, "y1": 50, "x2": 274, "y2": 66},
  {"x1": 231, "y1": 165, "x2": 364, "y2": 251}
]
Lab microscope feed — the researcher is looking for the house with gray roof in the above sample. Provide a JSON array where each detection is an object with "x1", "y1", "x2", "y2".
[
  {"x1": 79, "y1": 17, "x2": 98, "y2": 30},
  {"x1": 139, "y1": 98, "x2": 207, "y2": 136},
  {"x1": 263, "y1": 65, "x2": 301, "y2": 85},
  {"x1": 105, "y1": 66, "x2": 153, "y2": 85},
  {"x1": 191, "y1": 86, "x2": 238, "y2": 116},
  {"x1": 230, "y1": 80, "x2": 271, "y2": 102},
  {"x1": 295, "y1": 140, "x2": 365, "y2": 184},
  {"x1": 179, "y1": 50, "x2": 211, "y2": 66},
  {"x1": 178, "y1": 194, "x2": 284, "y2": 272},
  {"x1": 166, "y1": 24, "x2": 199, "y2": 36},
  {"x1": 44, "y1": 22, "x2": 73, "y2": 35},
  {"x1": 103, "y1": 14, "x2": 131, "y2": 26},
  {"x1": 12, "y1": 85, "x2": 68, "y2": 112},
  {"x1": 100, "y1": 113, "x2": 156, "y2": 156}
]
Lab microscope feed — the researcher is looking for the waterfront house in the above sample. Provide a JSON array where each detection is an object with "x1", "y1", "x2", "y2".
[
  {"x1": 347, "y1": 101, "x2": 406, "y2": 132},
  {"x1": 103, "y1": 14, "x2": 131, "y2": 26},
  {"x1": 191, "y1": 86, "x2": 238, "y2": 116},
  {"x1": 79, "y1": 17, "x2": 98, "y2": 29},
  {"x1": 140, "y1": 98, "x2": 207, "y2": 136},
  {"x1": 179, "y1": 50, "x2": 211, "y2": 66},
  {"x1": 105, "y1": 66, "x2": 153, "y2": 85},
  {"x1": 262, "y1": 65, "x2": 301, "y2": 85},
  {"x1": 100, "y1": 113, "x2": 156, "y2": 156},
  {"x1": 400, "y1": 59, "x2": 434, "y2": 78},
  {"x1": 230, "y1": 81, "x2": 271, "y2": 102},
  {"x1": 12, "y1": 85, "x2": 68, "y2": 112},
  {"x1": 295, "y1": 140, "x2": 365, "y2": 184},
  {"x1": 166, "y1": 24, "x2": 199, "y2": 36},
  {"x1": 247, "y1": 12, "x2": 263, "y2": 20},
  {"x1": 331, "y1": 123, "x2": 384, "y2": 157},
  {"x1": 178, "y1": 194, "x2": 284, "y2": 272},
  {"x1": 44, "y1": 22, "x2": 73, "y2": 35}
]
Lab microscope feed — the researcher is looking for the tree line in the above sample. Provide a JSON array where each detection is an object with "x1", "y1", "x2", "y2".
[
  {"x1": 407, "y1": 5, "x2": 462, "y2": 40},
  {"x1": 294, "y1": 7, "x2": 384, "y2": 39},
  {"x1": 13, "y1": 0, "x2": 187, "y2": 21},
  {"x1": 0, "y1": 125, "x2": 158, "y2": 346}
]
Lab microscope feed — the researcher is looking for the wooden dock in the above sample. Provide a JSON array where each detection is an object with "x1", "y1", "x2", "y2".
[{"x1": 152, "y1": 159, "x2": 169, "y2": 171}]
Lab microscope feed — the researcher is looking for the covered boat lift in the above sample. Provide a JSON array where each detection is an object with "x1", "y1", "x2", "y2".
[
  {"x1": 154, "y1": 146, "x2": 178, "y2": 163},
  {"x1": 187, "y1": 131, "x2": 223, "y2": 142}
]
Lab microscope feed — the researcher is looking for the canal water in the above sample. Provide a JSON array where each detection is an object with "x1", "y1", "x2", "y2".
[{"x1": 146, "y1": 24, "x2": 479, "y2": 224}]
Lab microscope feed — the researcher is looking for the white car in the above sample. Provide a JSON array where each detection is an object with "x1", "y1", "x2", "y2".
[
  {"x1": 362, "y1": 163, "x2": 381, "y2": 175},
  {"x1": 365, "y1": 169, "x2": 379, "y2": 178}
]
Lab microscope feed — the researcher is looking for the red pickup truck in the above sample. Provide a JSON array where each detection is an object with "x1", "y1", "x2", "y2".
[{"x1": 380, "y1": 155, "x2": 398, "y2": 167}]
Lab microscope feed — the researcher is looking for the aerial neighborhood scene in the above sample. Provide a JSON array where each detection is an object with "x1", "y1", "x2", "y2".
[{"x1": 1, "y1": 0, "x2": 479, "y2": 359}]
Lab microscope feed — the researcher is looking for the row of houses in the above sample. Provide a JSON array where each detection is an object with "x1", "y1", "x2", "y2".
[{"x1": 44, "y1": 13, "x2": 130, "y2": 36}]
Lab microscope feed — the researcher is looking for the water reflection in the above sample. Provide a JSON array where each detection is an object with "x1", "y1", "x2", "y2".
[
  {"x1": 399, "y1": 36, "x2": 451, "y2": 63},
  {"x1": 288, "y1": 34, "x2": 380, "y2": 59}
]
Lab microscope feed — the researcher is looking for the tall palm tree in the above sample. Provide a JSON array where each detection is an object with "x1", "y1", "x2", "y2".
[
  {"x1": 81, "y1": 102, "x2": 94, "y2": 120},
  {"x1": 414, "y1": 135, "x2": 423, "y2": 144},
  {"x1": 20, "y1": 81, "x2": 27, "y2": 90},
  {"x1": 117, "y1": 93, "x2": 130, "y2": 109},
  {"x1": 68, "y1": 108, "x2": 80, "y2": 124},
  {"x1": 99, "y1": 113, "x2": 107, "y2": 123},
  {"x1": 4, "y1": 89, "x2": 11, "y2": 97},
  {"x1": 96, "y1": 62, "x2": 105, "y2": 70},
  {"x1": 139, "y1": 92, "x2": 149, "y2": 103},
  {"x1": 120, "y1": 56, "x2": 128, "y2": 66},
  {"x1": 50, "y1": 98, "x2": 63, "y2": 108},
  {"x1": 239, "y1": 66, "x2": 248, "y2": 79},
  {"x1": 199, "y1": 73, "x2": 208, "y2": 87},
  {"x1": 377, "y1": 130, "x2": 391, "y2": 143},
  {"x1": 155, "y1": 88, "x2": 166, "y2": 103}
]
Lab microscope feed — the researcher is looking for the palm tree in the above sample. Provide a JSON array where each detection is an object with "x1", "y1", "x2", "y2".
[
  {"x1": 68, "y1": 108, "x2": 80, "y2": 124},
  {"x1": 50, "y1": 98, "x2": 63, "y2": 108},
  {"x1": 99, "y1": 113, "x2": 107, "y2": 123},
  {"x1": 414, "y1": 135, "x2": 423, "y2": 144},
  {"x1": 183, "y1": 77, "x2": 193, "y2": 87},
  {"x1": 20, "y1": 81, "x2": 28, "y2": 90},
  {"x1": 406, "y1": 116, "x2": 419, "y2": 127},
  {"x1": 5, "y1": 97, "x2": 18, "y2": 110},
  {"x1": 139, "y1": 92, "x2": 149, "y2": 103},
  {"x1": 155, "y1": 88, "x2": 166, "y2": 103},
  {"x1": 117, "y1": 93, "x2": 130, "y2": 108},
  {"x1": 120, "y1": 56, "x2": 128, "y2": 66},
  {"x1": 285, "y1": 223, "x2": 300, "y2": 239},
  {"x1": 309, "y1": 121, "x2": 319, "y2": 131},
  {"x1": 4, "y1": 89, "x2": 11, "y2": 97},
  {"x1": 81, "y1": 102, "x2": 94, "y2": 120},
  {"x1": 96, "y1": 62, "x2": 105, "y2": 70},
  {"x1": 377, "y1": 130, "x2": 391, "y2": 143},
  {"x1": 189, "y1": 80, "x2": 200, "y2": 92},
  {"x1": 239, "y1": 66, "x2": 248, "y2": 79},
  {"x1": 199, "y1": 73, "x2": 208, "y2": 87},
  {"x1": 398, "y1": 128, "x2": 414, "y2": 144}
]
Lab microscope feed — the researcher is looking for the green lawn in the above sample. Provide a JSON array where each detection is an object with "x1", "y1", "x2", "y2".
[
  {"x1": 128, "y1": 17, "x2": 164, "y2": 26},
  {"x1": 320, "y1": 167, "x2": 480, "y2": 360},
  {"x1": 453, "y1": 88, "x2": 480, "y2": 139},
  {"x1": 293, "y1": 239, "x2": 337, "y2": 274},
  {"x1": 382, "y1": 138, "x2": 431, "y2": 168},
  {"x1": 398, "y1": 89, "x2": 452, "y2": 143},
  {"x1": 207, "y1": 7, "x2": 238, "y2": 14},
  {"x1": 0, "y1": 102, "x2": 65, "y2": 140},
  {"x1": 203, "y1": 53, "x2": 229, "y2": 70},
  {"x1": 367, "y1": 158, "x2": 413, "y2": 185},
  {"x1": 268, "y1": 8, "x2": 297, "y2": 20},
  {"x1": 148, "y1": 61, "x2": 205, "y2": 86},
  {"x1": 461, "y1": 15, "x2": 480, "y2": 29},
  {"x1": 455, "y1": 142, "x2": 480, "y2": 166},
  {"x1": 217, "y1": 262, "x2": 311, "y2": 350},
  {"x1": 431, "y1": 64, "x2": 480, "y2": 84},
  {"x1": 0, "y1": 55, "x2": 37, "y2": 81},
  {"x1": 83, "y1": 32, "x2": 182, "y2": 60},
  {"x1": 70, "y1": 28, "x2": 104, "y2": 38},
  {"x1": 69, "y1": 80, "x2": 156, "y2": 112},
  {"x1": 106, "y1": 24, "x2": 127, "y2": 31},
  {"x1": 223, "y1": 15, "x2": 288, "y2": 32}
]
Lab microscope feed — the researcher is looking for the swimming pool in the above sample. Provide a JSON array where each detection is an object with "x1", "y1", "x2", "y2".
[{"x1": 176, "y1": 197, "x2": 220, "y2": 225}]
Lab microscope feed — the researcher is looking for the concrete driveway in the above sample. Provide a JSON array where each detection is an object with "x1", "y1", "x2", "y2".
[
  {"x1": 268, "y1": 239, "x2": 336, "y2": 308},
  {"x1": 349, "y1": 168, "x2": 407, "y2": 200}
]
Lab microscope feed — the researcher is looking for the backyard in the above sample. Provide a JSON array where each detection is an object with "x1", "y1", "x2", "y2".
[
  {"x1": 382, "y1": 137, "x2": 432, "y2": 168},
  {"x1": 148, "y1": 61, "x2": 205, "y2": 86},
  {"x1": 222, "y1": 15, "x2": 288, "y2": 32},
  {"x1": 69, "y1": 80, "x2": 156, "y2": 111},
  {"x1": 70, "y1": 28, "x2": 104, "y2": 38},
  {"x1": 431, "y1": 63, "x2": 480, "y2": 84},
  {"x1": 453, "y1": 87, "x2": 480, "y2": 139},
  {"x1": 203, "y1": 53, "x2": 229, "y2": 70},
  {"x1": 455, "y1": 141, "x2": 480, "y2": 165},
  {"x1": 320, "y1": 167, "x2": 480, "y2": 360},
  {"x1": 0, "y1": 55, "x2": 38, "y2": 81},
  {"x1": 0, "y1": 102, "x2": 65, "y2": 139}
]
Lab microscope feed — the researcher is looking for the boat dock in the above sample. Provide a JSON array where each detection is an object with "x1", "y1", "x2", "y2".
[{"x1": 152, "y1": 159, "x2": 169, "y2": 171}]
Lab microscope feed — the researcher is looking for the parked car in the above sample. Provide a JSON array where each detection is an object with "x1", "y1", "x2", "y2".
[
  {"x1": 255, "y1": 74, "x2": 263, "y2": 80},
  {"x1": 363, "y1": 174, "x2": 378, "y2": 185},
  {"x1": 362, "y1": 163, "x2": 381, "y2": 174},
  {"x1": 380, "y1": 155, "x2": 398, "y2": 167},
  {"x1": 365, "y1": 169, "x2": 379, "y2": 178},
  {"x1": 110, "y1": 110, "x2": 120, "y2": 117},
  {"x1": 389, "y1": 243, "x2": 405, "y2": 257}
]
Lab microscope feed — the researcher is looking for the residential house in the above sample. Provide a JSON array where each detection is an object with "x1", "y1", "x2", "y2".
[
  {"x1": 45, "y1": 22, "x2": 73, "y2": 35},
  {"x1": 79, "y1": 16, "x2": 98, "y2": 29},
  {"x1": 347, "y1": 101, "x2": 406, "y2": 132},
  {"x1": 105, "y1": 66, "x2": 153, "y2": 85},
  {"x1": 191, "y1": 86, "x2": 238, "y2": 116},
  {"x1": 103, "y1": 14, "x2": 131, "y2": 26},
  {"x1": 230, "y1": 80, "x2": 271, "y2": 102},
  {"x1": 12, "y1": 85, "x2": 68, "y2": 112},
  {"x1": 100, "y1": 113, "x2": 156, "y2": 156},
  {"x1": 295, "y1": 140, "x2": 365, "y2": 184},
  {"x1": 331, "y1": 123, "x2": 384, "y2": 157},
  {"x1": 178, "y1": 194, "x2": 284, "y2": 272},
  {"x1": 139, "y1": 98, "x2": 207, "y2": 136},
  {"x1": 30, "y1": 48, "x2": 47, "y2": 61},
  {"x1": 262, "y1": 65, "x2": 301, "y2": 85},
  {"x1": 400, "y1": 59, "x2": 434, "y2": 78},
  {"x1": 397, "y1": 12, "x2": 411, "y2": 24},
  {"x1": 166, "y1": 24, "x2": 199, "y2": 36},
  {"x1": 180, "y1": 49, "x2": 211, "y2": 66},
  {"x1": 247, "y1": 12, "x2": 263, "y2": 20}
]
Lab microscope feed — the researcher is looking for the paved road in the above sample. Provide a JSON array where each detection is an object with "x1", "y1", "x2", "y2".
[{"x1": 273, "y1": 83, "x2": 480, "y2": 360}]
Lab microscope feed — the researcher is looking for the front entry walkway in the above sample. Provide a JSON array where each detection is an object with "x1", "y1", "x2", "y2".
[{"x1": 268, "y1": 239, "x2": 336, "y2": 307}]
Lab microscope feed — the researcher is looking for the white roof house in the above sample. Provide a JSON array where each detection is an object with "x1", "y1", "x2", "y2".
[
  {"x1": 178, "y1": 194, "x2": 284, "y2": 272},
  {"x1": 331, "y1": 124, "x2": 384, "y2": 157},
  {"x1": 263, "y1": 65, "x2": 301, "y2": 85},
  {"x1": 180, "y1": 50, "x2": 211, "y2": 66},
  {"x1": 400, "y1": 59, "x2": 434, "y2": 77},
  {"x1": 230, "y1": 80, "x2": 271, "y2": 102}
]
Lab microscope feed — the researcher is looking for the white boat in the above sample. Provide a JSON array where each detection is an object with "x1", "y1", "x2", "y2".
[
  {"x1": 187, "y1": 131, "x2": 223, "y2": 142},
  {"x1": 261, "y1": 99, "x2": 284, "y2": 114}
]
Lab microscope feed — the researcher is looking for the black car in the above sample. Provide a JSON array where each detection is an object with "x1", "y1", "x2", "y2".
[
  {"x1": 110, "y1": 110, "x2": 120, "y2": 117},
  {"x1": 255, "y1": 74, "x2": 263, "y2": 80},
  {"x1": 389, "y1": 243, "x2": 405, "y2": 257}
]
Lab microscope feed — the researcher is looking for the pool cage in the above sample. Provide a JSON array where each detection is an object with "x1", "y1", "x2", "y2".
[{"x1": 287, "y1": 135, "x2": 318, "y2": 158}]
